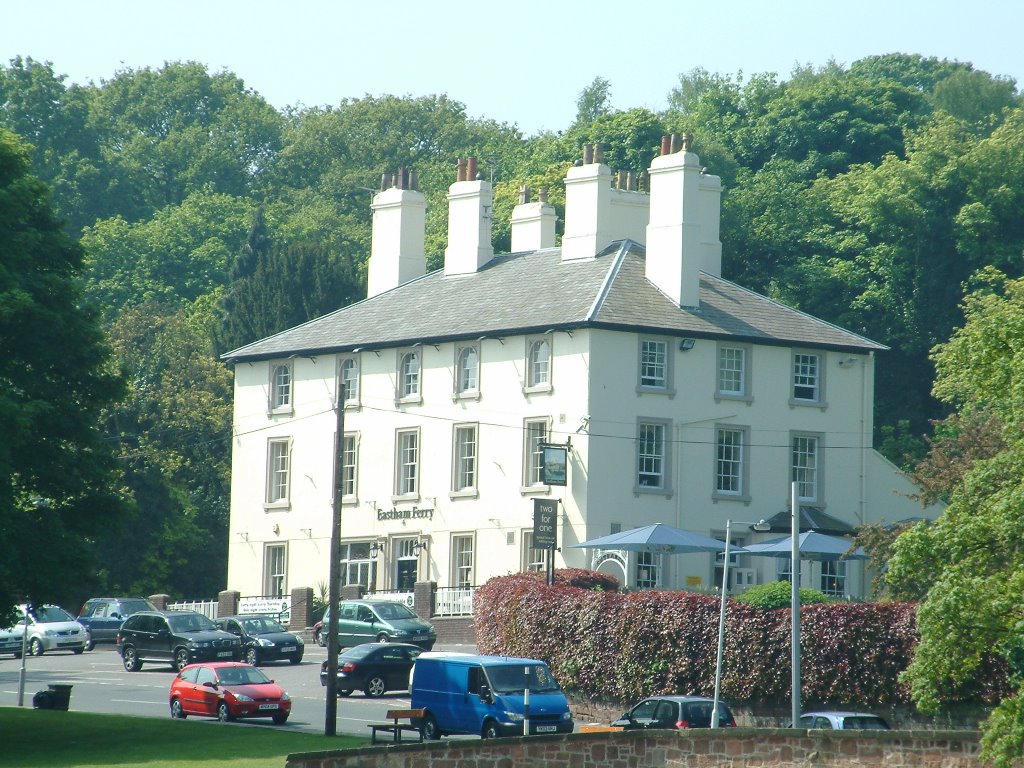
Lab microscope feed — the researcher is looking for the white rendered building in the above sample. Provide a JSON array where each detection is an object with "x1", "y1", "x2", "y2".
[{"x1": 223, "y1": 138, "x2": 937, "y2": 602}]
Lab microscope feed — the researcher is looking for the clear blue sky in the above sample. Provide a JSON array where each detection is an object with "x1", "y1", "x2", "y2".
[{"x1": 4, "y1": 0, "x2": 1022, "y2": 136}]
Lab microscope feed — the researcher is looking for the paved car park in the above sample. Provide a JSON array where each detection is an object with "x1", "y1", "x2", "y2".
[{"x1": 0, "y1": 643, "x2": 461, "y2": 735}]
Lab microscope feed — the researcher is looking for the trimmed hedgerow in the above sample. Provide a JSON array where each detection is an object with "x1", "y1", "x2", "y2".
[
  {"x1": 473, "y1": 569, "x2": 1010, "y2": 708},
  {"x1": 736, "y1": 580, "x2": 833, "y2": 609}
]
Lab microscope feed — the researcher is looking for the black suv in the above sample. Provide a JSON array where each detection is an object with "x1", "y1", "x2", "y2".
[
  {"x1": 116, "y1": 610, "x2": 242, "y2": 672},
  {"x1": 77, "y1": 597, "x2": 157, "y2": 650}
]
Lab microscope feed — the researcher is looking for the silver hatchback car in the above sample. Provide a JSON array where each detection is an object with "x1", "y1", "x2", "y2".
[
  {"x1": 798, "y1": 711, "x2": 890, "y2": 730},
  {"x1": 16, "y1": 604, "x2": 87, "y2": 656}
]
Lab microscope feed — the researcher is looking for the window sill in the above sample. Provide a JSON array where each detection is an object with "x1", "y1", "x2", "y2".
[
  {"x1": 391, "y1": 493, "x2": 421, "y2": 504},
  {"x1": 268, "y1": 406, "x2": 293, "y2": 417},
  {"x1": 636, "y1": 385, "x2": 676, "y2": 399},
  {"x1": 395, "y1": 395, "x2": 423, "y2": 407},
  {"x1": 712, "y1": 492, "x2": 752, "y2": 504},
  {"x1": 452, "y1": 391, "x2": 481, "y2": 402},
  {"x1": 522, "y1": 383, "x2": 552, "y2": 396},
  {"x1": 633, "y1": 485, "x2": 673, "y2": 499},
  {"x1": 449, "y1": 489, "x2": 479, "y2": 500},
  {"x1": 263, "y1": 501, "x2": 290, "y2": 512},
  {"x1": 714, "y1": 392, "x2": 753, "y2": 404},
  {"x1": 341, "y1": 496, "x2": 360, "y2": 507},
  {"x1": 342, "y1": 401, "x2": 361, "y2": 412},
  {"x1": 788, "y1": 397, "x2": 828, "y2": 411},
  {"x1": 520, "y1": 485, "x2": 551, "y2": 495}
]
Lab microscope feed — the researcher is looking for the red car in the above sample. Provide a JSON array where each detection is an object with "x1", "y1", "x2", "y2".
[{"x1": 169, "y1": 661, "x2": 291, "y2": 724}]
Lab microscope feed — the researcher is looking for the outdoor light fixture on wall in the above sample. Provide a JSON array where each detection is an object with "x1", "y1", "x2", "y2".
[
  {"x1": 368, "y1": 541, "x2": 385, "y2": 556},
  {"x1": 679, "y1": 338, "x2": 696, "y2": 351},
  {"x1": 412, "y1": 539, "x2": 429, "y2": 555}
]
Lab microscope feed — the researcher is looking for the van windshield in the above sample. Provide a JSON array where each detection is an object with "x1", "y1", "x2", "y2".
[{"x1": 486, "y1": 664, "x2": 561, "y2": 694}]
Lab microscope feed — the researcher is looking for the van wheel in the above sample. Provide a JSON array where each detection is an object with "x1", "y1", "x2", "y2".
[
  {"x1": 482, "y1": 720, "x2": 501, "y2": 739},
  {"x1": 421, "y1": 713, "x2": 441, "y2": 740}
]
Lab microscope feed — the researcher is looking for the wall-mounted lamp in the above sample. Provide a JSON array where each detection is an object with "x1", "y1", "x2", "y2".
[
  {"x1": 837, "y1": 356, "x2": 858, "y2": 368},
  {"x1": 412, "y1": 539, "x2": 429, "y2": 555},
  {"x1": 679, "y1": 338, "x2": 696, "y2": 351},
  {"x1": 272, "y1": 524, "x2": 280, "y2": 535},
  {"x1": 369, "y1": 541, "x2": 385, "y2": 556}
]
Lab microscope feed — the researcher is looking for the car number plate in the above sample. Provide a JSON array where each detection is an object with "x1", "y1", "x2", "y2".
[
  {"x1": 259, "y1": 703, "x2": 279, "y2": 710},
  {"x1": 536, "y1": 725, "x2": 557, "y2": 733},
  {"x1": 217, "y1": 651, "x2": 233, "y2": 657},
  {"x1": 280, "y1": 645, "x2": 295, "y2": 652}
]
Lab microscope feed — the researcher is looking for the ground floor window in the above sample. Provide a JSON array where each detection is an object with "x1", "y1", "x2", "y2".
[
  {"x1": 264, "y1": 544, "x2": 287, "y2": 596},
  {"x1": 522, "y1": 531, "x2": 546, "y2": 573},
  {"x1": 394, "y1": 538, "x2": 419, "y2": 591},
  {"x1": 636, "y1": 551, "x2": 659, "y2": 589},
  {"x1": 820, "y1": 560, "x2": 847, "y2": 596},
  {"x1": 452, "y1": 535, "x2": 474, "y2": 587},
  {"x1": 340, "y1": 542, "x2": 377, "y2": 590}
]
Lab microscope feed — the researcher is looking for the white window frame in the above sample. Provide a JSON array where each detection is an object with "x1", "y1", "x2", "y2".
[
  {"x1": 451, "y1": 423, "x2": 479, "y2": 497},
  {"x1": 340, "y1": 431, "x2": 357, "y2": 503},
  {"x1": 451, "y1": 534, "x2": 475, "y2": 588},
  {"x1": 716, "y1": 343, "x2": 752, "y2": 401},
  {"x1": 636, "y1": 418, "x2": 672, "y2": 495},
  {"x1": 714, "y1": 425, "x2": 750, "y2": 500},
  {"x1": 524, "y1": 337, "x2": 552, "y2": 393},
  {"x1": 820, "y1": 560, "x2": 847, "y2": 597},
  {"x1": 636, "y1": 551, "x2": 659, "y2": 589},
  {"x1": 263, "y1": 544, "x2": 287, "y2": 597},
  {"x1": 340, "y1": 541, "x2": 376, "y2": 590},
  {"x1": 454, "y1": 344, "x2": 480, "y2": 399},
  {"x1": 397, "y1": 350, "x2": 421, "y2": 404},
  {"x1": 394, "y1": 428, "x2": 420, "y2": 500},
  {"x1": 269, "y1": 362, "x2": 293, "y2": 414},
  {"x1": 791, "y1": 351, "x2": 826, "y2": 407},
  {"x1": 522, "y1": 417, "x2": 551, "y2": 492},
  {"x1": 265, "y1": 438, "x2": 291, "y2": 508},
  {"x1": 791, "y1": 431, "x2": 823, "y2": 504},
  {"x1": 637, "y1": 337, "x2": 675, "y2": 395},
  {"x1": 338, "y1": 356, "x2": 360, "y2": 409},
  {"x1": 522, "y1": 531, "x2": 547, "y2": 573}
]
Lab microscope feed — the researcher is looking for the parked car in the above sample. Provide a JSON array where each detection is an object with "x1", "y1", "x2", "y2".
[
  {"x1": 320, "y1": 642, "x2": 423, "y2": 697},
  {"x1": 0, "y1": 624, "x2": 24, "y2": 657},
  {"x1": 612, "y1": 696, "x2": 737, "y2": 730},
  {"x1": 215, "y1": 614, "x2": 304, "y2": 666},
  {"x1": 15, "y1": 604, "x2": 87, "y2": 656},
  {"x1": 411, "y1": 653, "x2": 574, "y2": 739},
  {"x1": 169, "y1": 661, "x2": 291, "y2": 724},
  {"x1": 77, "y1": 597, "x2": 157, "y2": 650},
  {"x1": 319, "y1": 600, "x2": 435, "y2": 650},
  {"x1": 117, "y1": 610, "x2": 242, "y2": 672},
  {"x1": 797, "y1": 711, "x2": 890, "y2": 730},
  {"x1": 313, "y1": 619, "x2": 325, "y2": 647}
]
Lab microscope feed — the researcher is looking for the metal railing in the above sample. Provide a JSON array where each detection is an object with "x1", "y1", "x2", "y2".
[
  {"x1": 434, "y1": 586, "x2": 475, "y2": 616},
  {"x1": 167, "y1": 599, "x2": 218, "y2": 620}
]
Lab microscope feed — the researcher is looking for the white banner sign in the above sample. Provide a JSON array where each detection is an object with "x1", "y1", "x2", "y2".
[{"x1": 238, "y1": 597, "x2": 291, "y2": 622}]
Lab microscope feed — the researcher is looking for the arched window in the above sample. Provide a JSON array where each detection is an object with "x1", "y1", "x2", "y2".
[
  {"x1": 400, "y1": 352, "x2": 420, "y2": 398},
  {"x1": 340, "y1": 358, "x2": 358, "y2": 404},
  {"x1": 457, "y1": 346, "x2": 478, "y2": 392},
  {"x1": 528, "y1": 340, "x2": 550, "y2": 387},
  {"x1": 271, "y1": 364, "x2": 291, "y2": 410}
]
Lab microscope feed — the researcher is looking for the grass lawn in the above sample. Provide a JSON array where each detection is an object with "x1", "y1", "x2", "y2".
[{"x1": 0, "y1": 707, "x2": 366, "y2": 768}]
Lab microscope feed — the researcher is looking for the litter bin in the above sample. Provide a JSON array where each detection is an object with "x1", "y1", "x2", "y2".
[
  {"x1": 47, "y1": 683, "x2": 73, "y2": 711},
  {"x1": 32, "y1": 690, "x2": 54, "y2": 709}
]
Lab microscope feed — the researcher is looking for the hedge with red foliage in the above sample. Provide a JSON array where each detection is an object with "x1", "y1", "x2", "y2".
[{"x1": 473, "y1": 570, "x2": 1008, "y2": 708}]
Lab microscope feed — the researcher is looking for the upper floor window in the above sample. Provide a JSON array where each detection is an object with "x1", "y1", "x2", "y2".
[
  {"x1": 523, "y1": 418, "x2": 549, "y2": 489},
  {"x1": 792, "y1": 433, "x2": 821, "y2": 503},
  {"x1": 637, "y1": 420, "x2": 669, "y2": 492},
  {"x1": 340, "y1": 432, "x2": 357, "y2": 501},
  {"x1": 399, "y1": 351, "x2": 420, "y2": 401},
  {"x1": 455, "y1": 345, "x2": 479, "y2": 396},
  {"x1": 339, "y1": 357, "x2": 359, "y2": 407},
  {"x1": 639, "y1": 338, "x2": 672, "y2": 393},
  {"x1": 452, "y1": 424, "x2": 478, "y2": 495},
  {"x1": 266, "y1": 438, "x2": 291, "y2": 506},
  {"x1": 717, "y1": 344, "x2": 750, "y2": 400},
  {"x1": 395, "y1": 428, "x2": 420, "y2": 499},
  {"x1": 715, "y1": 426, "x2": 747, "y2": 498},
  {"x1": 525, "y1": 338, "x2": 551, "y2": 392},
  {"x1": 269, "y1": 363, "x2": 292, "y2": 413},
  {"x1": 792, "y1": 352, "x2": 823, "y2": 404}
]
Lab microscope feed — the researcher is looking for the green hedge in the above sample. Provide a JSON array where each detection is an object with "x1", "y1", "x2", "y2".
[{"x1": 473, "y1": 570, "x2": 1009, "y2": 708}]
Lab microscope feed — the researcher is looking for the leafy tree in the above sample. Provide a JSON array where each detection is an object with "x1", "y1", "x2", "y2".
[
  {"x1": 0, "y1": 129, "x2": 127, "y2": 619},
  {"x1": 97, "y1": 296, "x2": 233, "y2": 597},
  {"x1": 887, "y1": 271, "x2": 1024, "y2": 765},
  {"x1": 574, "y1": 76, "x2": 612, "y2": 124}
]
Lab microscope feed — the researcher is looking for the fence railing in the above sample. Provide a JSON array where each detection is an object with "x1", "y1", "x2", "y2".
[
  {"x1": 434, "y1": 586, "x2": 474, "y2": 617},
  {"x1": 167, "y1": 599, "x2": 218, "y2": 620}
]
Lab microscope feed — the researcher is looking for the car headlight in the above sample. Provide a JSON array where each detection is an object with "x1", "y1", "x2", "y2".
[
  {"x1": 296, "y1": 637, "x2": 304, "y2": 646},
  {"x1": 44, "y1": 629, "x2": 58, "y2": 637},
  {"x1": 561, "y1": 711, "x2": 573, "y2": 721},
  {"x1": 231, "y1": 692, "x2": 253, "y2": 702},
  {"x1": 505, "y1": 712, "x2": 524, "y2": 722},
  {"x1": 257, "y1": 638, "x2": 274, "y2": 647},
  {"x1": 281, "y1": 692, "x2": 290, "y2": 701}
]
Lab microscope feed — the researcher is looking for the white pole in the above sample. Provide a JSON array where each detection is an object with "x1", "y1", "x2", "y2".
[
  {"x1": 791, "y1": 481, "x2": 801, "y2": 726},
  {"x1": 711, "y1": 520, "x2": 732, "y2": 729},
  {"x1": 523, "y1": 665, "x2": 531, "y2": 736},
  {"x1": 17, "y1": 608, "x2": 29, "y2": 706}
]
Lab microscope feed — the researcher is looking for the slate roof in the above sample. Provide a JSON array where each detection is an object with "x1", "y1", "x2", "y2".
[{"x1": 222, "y1": 240, "x2": 887, "y2": 363}]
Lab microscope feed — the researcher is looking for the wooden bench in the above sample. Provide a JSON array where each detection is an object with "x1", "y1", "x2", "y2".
[{"x1": 368, "y1": 708, "x2": 426, "y2": 744}]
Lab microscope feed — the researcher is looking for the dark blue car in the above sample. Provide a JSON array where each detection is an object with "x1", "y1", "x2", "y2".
[{"x1": 216, "y1": 615, "x2": 304, "y2": 666}]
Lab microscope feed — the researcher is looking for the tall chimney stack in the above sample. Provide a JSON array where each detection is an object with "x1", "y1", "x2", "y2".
[
  {"x1": 511, "y1": 186, "x2": 557, "y2": 251},
  {"x1": 444, "y1": 157, "x2": 494, "y2": 275},
  {"x1": 367, "y1": 167, "x2": 426, "y2": 298}
]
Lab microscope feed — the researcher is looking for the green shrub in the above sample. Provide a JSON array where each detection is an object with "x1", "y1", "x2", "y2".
[{"x1": 736, "y1": 580, "x2": 833, "y2": 609}]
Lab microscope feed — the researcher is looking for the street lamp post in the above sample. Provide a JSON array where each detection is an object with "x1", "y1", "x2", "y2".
[
  {"x1": 791, "y1": 480, "x2": 801, "y2": 726},
  {"x1": 711, "y1": 518, "x2": 768, "y2": 728}
]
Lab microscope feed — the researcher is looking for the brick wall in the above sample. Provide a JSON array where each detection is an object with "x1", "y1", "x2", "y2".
[{"x1": 285, "y1": 728, "x2": 993, "y2": 768}]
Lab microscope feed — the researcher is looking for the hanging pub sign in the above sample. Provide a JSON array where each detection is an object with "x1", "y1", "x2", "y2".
[
  {"x1": 532, "y1": 499, "x2": 558, "y2": 549},
  {"x1": 541, "y1": 443, "x2": 568, "y2": 486}
]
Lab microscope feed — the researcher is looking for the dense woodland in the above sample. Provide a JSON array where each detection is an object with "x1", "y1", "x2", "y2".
[{"x1": 5, "y1": 51, "x2": 1024, "y2": 761}]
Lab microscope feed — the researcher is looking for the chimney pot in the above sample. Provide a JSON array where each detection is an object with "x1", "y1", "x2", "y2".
[
  {"x1": 410, "y1": 170, "x2": 419, "y2": 191},
  {"x1": 617, "y1": 170, "x2": 627, "y2": 189},
  {"x1": 670, "y1": 133, "x2": 682, "y2": 153},
  {"x1": 538, "y1": 187, "x2": 548, "y2": 203},
  {"x1": 660, "y1": 135, "x2": 672, "y2": 155},
  {"x1": 380, "y1": 173, "x2": 389, "y2": 192},
  {"x1": 593, "y1": 143, "x2": 604, "y2": 164},
  {"x1": 456, "y1": 158, "x2": 467, "y2": 183},
  {"x1": 583, "y1": 144, "x2": 594, "y2": 164},
  {"x1": 467, "y1": 156, "x2": 478, "y2": 181},
  {"x1": 519, "y1": 185, "x2": 530, "y2": 205}
]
